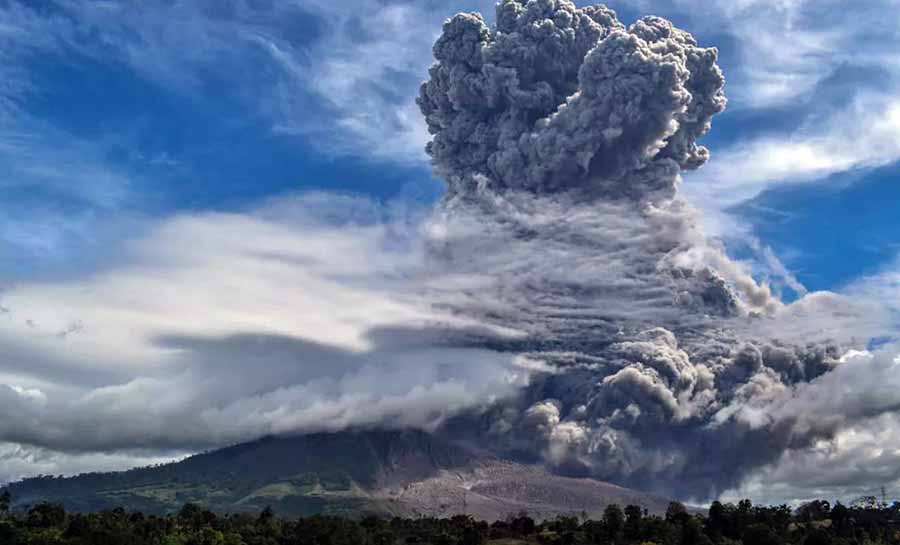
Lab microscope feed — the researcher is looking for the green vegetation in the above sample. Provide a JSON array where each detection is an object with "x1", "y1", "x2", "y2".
[
  {"x1": 0, "y1": 492, "x2": 898, "y2": 545},
  {"x1": 3, "y1": 431, "x2": 472, "y2": 517}
]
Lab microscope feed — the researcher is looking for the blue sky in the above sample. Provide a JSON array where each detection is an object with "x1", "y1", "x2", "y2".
[
  {"x1": 1, "y1": 0, "x2": 900, "y2": 503},
  {"x1": 1, "y1": 0, "x2": 897, "y2": 294}
]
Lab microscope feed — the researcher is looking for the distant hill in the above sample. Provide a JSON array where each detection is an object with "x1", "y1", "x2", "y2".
[{"x1": 4, "y1": 430, "x2": 672, "y2": 520}]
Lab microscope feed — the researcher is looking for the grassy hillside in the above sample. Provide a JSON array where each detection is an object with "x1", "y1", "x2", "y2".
[{"x1": 6, "y1": 430, "x2": 471, "y2": 516}]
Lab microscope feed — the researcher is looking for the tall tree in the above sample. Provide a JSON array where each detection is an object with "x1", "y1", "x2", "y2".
[
  {"x1": 0, "y1": 489, "x2": 10, "y2": 516},
  {"x1": 625, "y1": 504, "x2": 644, "y2": 540},
  {"x1": 603, "y1": 503, "x2": 625, "y2": 543}
]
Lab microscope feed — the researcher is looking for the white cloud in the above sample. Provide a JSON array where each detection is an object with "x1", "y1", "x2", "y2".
[
  {"x1": 0, "y1": 0, "x2": 467, "y2": 165},
  {"x1": 273, "y1": 1, "x2": 439, "y2": 162},
  {"x1": 721, "y1": 346, "x2": 900, "y2": 505},
  {"x1": 0, "y1": 192, "x2": 527, "y2": 467},
  {"x1": 685, "y1": 94, "x2": 900, "y2": 215},
  {"x1": 842, "y1": 252, "x2": 900, "y2": 334},
  {"x1": 0, "y1": 442, "x2": 182, "y2": 484}
]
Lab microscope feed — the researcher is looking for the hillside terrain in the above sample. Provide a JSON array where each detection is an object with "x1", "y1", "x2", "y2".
[{"x1": 5, "y1": 430, "x2": 671, "y2": 520}]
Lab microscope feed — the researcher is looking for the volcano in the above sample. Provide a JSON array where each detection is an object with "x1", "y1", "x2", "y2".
[{"x1": 5, "y1": 430, "x2": 673, "y2": 520}]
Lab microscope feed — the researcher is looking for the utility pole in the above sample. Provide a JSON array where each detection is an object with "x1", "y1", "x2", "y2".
[{"x1": 882, "y1": 485, "x2": 888, "y2": 508}]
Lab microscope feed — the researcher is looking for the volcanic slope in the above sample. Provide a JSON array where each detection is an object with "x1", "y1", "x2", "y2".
[{"x1": 5, "y1": 430, "x2": 672, "y2": 520}]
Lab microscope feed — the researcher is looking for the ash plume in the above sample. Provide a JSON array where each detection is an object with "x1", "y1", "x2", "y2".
[
  {"x1": 417, "y1": 0, "x2": 725, "y2": 197},
  {"x1": 416, "y1": 0, "x2": 891, "y2": 500}
]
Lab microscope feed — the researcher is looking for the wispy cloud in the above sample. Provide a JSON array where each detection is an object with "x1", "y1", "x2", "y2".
[
  {"x1": 844, "y1": 253, "x2": 900, "y2": 333},
  {"x1": 685, "y1": 94, "x2": 900, "y2": 218},
  {"x1": 269, "y1": 1, "x2": 438, "y2": 162},
  {"x1": 0, "y1": 193, "x2": 528, "y2": 475},
  {"x1": 0, "y1": 442, "x2": 181, "y2": 484}
]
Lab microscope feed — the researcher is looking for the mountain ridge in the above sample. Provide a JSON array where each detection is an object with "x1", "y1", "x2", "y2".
[{"x1": 4, "y1": 429, "x2": 673, "y2": 521}]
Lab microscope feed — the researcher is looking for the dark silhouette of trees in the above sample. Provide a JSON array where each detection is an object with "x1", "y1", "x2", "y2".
[
  {"x1": 0, "y1": 489, "x2": 898, "y2": 545},
  {"x1": 625, "y1": 504, "x2": 644, "y2": 541},
  {"x1": 667, "y1": 501, "x2": 689, "y2": 523},
  {"x1": 804, "y1": 528, "x2": 834, "y2": 545},
  {"x1": 742, "y1": 523, "x2": 783, "y2": 545},
  {"x1": 27, "y1": 501, "x2": 67, "y2": 529},
  {"x1": 0, "y1": 489, "x2": 10, "y2": 517},
  {"x1": 604, "y1": 503, "x2": 626, "y2": 543},
  {"x1": 511, "y1": 513, "x2": 537, "y2": 536},
  {"x1": 797, "y1": 501, "x2": 832, "y2": 523}
]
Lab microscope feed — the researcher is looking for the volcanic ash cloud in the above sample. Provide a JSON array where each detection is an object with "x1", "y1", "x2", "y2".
[
  {"x1": 418, "y1": 0, "x2": 725, "y2": 198},
  {"x1": 417, "y1": 0, "x2": 892, "y2": 500}
]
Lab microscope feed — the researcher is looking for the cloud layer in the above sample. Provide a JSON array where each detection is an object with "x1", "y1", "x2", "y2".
[{"x1": 0, "y1": 193, "x2": 530, "y2": 480}]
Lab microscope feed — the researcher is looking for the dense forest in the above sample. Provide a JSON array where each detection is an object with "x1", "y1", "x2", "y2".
[{"x1": 1, "y1": 488, "x2": 899, "y2": 545}]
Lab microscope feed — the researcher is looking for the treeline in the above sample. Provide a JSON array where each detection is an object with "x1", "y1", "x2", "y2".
[{"x1": 1, "y1": 488, "x2": 899, "y2": 545}]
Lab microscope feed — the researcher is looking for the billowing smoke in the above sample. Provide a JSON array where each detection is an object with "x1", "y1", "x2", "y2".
[
  {"x1": 417, "y1": 0, "x2": 724, "y2": 198},
  {"x1": 415, "y1": 0, "x2": 891, "y2": 500}
]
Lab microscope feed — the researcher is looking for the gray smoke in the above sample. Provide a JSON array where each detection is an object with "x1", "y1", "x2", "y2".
[
  {"x1": 417, "y1": 0, "x2": 888, "y2": 500},
  {"x1": 417, "y1": 0, "x2": 725, "y2": 197},
  {"x1": 423, "y1": 191, "x2": 859, "y2": 499}
]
